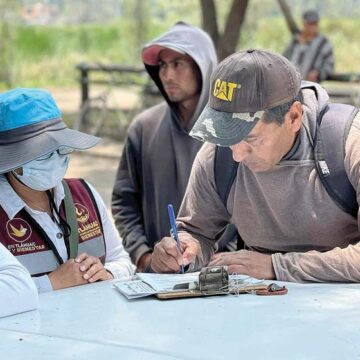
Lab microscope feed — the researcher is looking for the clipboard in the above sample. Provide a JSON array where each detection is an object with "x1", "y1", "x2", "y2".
[
  {"x1": 114, "y1": 267, "x2": 287, "y2": 300},
  {"x1": 156, "y1": 284, "x2": 269, "y2": 299},
  {"x1": 156, "y1": 266, "x2": 273, "y2": 299},
  {"x1": 156, "y1": 267, "x2": 287, "y2": 299}
]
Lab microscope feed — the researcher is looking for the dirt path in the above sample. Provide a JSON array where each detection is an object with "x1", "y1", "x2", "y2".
[{"x1": 49, "y1": 86, "x2": 140, "y2": 114}]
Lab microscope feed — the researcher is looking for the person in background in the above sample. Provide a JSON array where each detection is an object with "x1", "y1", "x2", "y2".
[
  {"x1": 0, "y1": 243, "x2": 38, "y2": 317},
  {"x1": 0, "y1": 88, "x2": 134, "y2": 293},
  {"x1": 111, "y1": 22, "x2": 217, "y2": 272},
  {"x1": 284, "y1": 9, "x2": 334, "y2": 82}
]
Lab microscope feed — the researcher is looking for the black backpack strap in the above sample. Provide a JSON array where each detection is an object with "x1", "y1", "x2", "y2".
[
  {"x1": 314, "y1": 103, "x2": 359, "y2": 217},
  {"x1": 214, "y1": 146, "x2": 242, "y2": 251},
  {"x1": 214, "y1": 146, "x2": 238, "y2": 205}
]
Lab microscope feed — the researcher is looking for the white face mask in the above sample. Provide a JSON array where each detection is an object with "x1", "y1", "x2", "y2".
[{"x1": 14, "y1": 152, "x2": 69, "y2": 191}]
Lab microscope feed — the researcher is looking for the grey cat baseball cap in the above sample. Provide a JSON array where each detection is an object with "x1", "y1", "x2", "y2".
[{"x1": 190, "y1": 49, "x2": 301, "y2": 147}]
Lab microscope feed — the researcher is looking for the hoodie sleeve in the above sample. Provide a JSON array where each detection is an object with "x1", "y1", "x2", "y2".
[
  {"x1": 111, "y1": 122, "x2": 151, "y2": 266},
  {"x1": 318, "y1": 38, "x2": 334, "y2": 81},
  {"x1": 310, "y1": 35, "x2": 334, "y2": 81},
  {"x1": 0, "y1": 243, "x2": 39, "y2": 318},
  {"x1": 177, "y1": 144, "x2": 231, "y2": 270}
]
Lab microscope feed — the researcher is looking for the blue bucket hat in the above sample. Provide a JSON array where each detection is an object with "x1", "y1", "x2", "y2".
[{"x1": 0, "y1": 88, "x2": 100, "y2": 173}]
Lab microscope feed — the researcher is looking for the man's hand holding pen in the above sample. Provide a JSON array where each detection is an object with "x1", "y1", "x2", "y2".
[
  {"x1": 167, "y1": 204, "x2": 185, "y2": 273},
  {"x1": 150, "y1": 203, "x2": 201, "y2": 273},
  {"x1": 151, "y1": 236, "x2": 200, "y2": 273}
]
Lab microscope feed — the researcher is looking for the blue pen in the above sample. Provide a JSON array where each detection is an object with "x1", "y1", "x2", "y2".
[{"x1": 167, "y1": 204, "x2": 185, "y2": 274}]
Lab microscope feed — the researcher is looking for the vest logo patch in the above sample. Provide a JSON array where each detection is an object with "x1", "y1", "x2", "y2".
[
  {"x1": 6, "y1": 218, "x2": 32, "y2": 243},
  {"x1": 213, "y1": 79, "x2": 241, "y2": 101},
  {"x1": 75, "y1": 203, "x2": 90, "y2": 223}
]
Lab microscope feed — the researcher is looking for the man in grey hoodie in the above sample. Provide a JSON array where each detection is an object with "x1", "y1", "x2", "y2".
[
  {"x1": 151, "y1": 49, "x2": 360, "y2": 283},
  {"x1": 111, "y1": 22, "x2": 217, "y2": 271}
]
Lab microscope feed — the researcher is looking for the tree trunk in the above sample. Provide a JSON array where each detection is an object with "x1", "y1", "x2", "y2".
[
  {"x1": 200, "y1": 0, "x2": 249, "y2": 61},
  {"x1": 277, "y1": 0, "x2": 300, "y2": 35},
  {"x1": 218, "y1": 0, "x2": 249, "y2": 60},
  {"x1": 200, "y1": 0, "x2": 219, "y2": 48}
]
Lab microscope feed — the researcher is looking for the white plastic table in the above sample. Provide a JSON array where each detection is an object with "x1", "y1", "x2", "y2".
[{"x1": 1, "y1": 280, "x2": 360, "y2": 360}]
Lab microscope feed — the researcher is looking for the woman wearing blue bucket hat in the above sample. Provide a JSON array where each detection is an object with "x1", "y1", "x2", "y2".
[{"x1": 0, "y1": 88, "x2": 134, "y2": 292}]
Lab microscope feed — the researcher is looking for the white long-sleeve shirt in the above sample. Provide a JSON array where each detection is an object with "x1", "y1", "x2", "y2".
[
  {"x1": 0, "y1": 242, "x2": 39, "y2": 317},
  {"x1": 0, "y1": 175, "x2": 135, "y2": 292}
]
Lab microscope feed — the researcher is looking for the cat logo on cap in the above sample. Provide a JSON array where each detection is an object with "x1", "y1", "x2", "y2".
[
  {"x1": 213, "y1": 79, "x2": 241, "y2": 102},
  {"x1": 6, "y1": 219, "x2": 32, "y2": 242}
]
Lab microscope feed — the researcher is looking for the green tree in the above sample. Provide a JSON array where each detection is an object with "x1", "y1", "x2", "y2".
[{"x1": 0, "y1": 1, "x2": 20, "y2": 87}]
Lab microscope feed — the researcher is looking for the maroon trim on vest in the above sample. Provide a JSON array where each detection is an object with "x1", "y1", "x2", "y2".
[{"x1": 0, "y1": 178, "x2": 106, "y2": 275}]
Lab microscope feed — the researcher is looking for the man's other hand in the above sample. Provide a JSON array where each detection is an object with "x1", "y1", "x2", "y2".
[
  {"x1": 209, "y1": 250, "x2": 275, "y2": 280},
  {"x1": 151, "y1": 236, "x2": 200, "y2": 273}
]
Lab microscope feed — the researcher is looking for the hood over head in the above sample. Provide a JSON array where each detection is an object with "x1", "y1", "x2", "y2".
[
  {"x1": 301, "y1": 80, "x2": 330, "y2": 138},
  {"x1": 142, "y1": 22, "x2": 218, "y2": 130}
]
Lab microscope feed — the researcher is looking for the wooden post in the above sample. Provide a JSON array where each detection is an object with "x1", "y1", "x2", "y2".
[{"x1": 77, "y1": 63, "x2": 89, "y2": 107}]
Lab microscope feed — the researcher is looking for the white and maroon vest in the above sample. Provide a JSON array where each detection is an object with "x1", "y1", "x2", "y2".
[{"x1": 0, "y1": 178, "x2": 106, "y2": 276}]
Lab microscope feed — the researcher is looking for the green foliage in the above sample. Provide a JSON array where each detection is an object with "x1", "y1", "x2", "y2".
[
  {"x1": 0, "y1": 1, "x2": 20, "y2": 87},
  {"x1": 240, "y1": 17, "x2": 360, "y2": 73},
  {"x1": 240, "y1": 18, "x2": 288, "y2": 53},
  {"x1": 321, "y1": 18, "x2": 360, "y2": 72},
  {"x1": 5, "y1": 9, "x2": 360, "y2": 88},
  {"x1": 11, "y1": 21, "x2": 136, "y2": 87}
]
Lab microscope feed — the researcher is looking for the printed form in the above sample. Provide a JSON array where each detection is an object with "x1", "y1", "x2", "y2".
[{"x1": 113, "y1": 272, "x2": 199, "y2": 299}]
